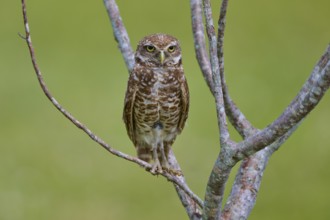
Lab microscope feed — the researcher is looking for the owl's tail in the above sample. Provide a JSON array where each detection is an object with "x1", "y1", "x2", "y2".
[
  {"x1": 137, "y1": 142, "x2": 172, "y2": 163},
  {"x1": 137, "y1": 147, "x2": 152, "y2": 162}
]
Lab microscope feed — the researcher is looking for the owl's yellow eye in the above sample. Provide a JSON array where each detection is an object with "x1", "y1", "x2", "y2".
[
  {"x1": 167, "y1": 46, "x2": 176, "y2": 53},
  {"x1": 145, "y1": 45, "x2": 155, "y2": 52}
]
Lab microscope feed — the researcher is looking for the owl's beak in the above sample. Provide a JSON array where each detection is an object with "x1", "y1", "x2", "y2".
[{"x1": 159, "y1": 51, "x2": 165, "y2": 64}]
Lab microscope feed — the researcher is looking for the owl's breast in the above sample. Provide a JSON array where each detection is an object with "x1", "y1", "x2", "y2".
[{"x1": 133, "y1": 68, "x2": 182, "y2": 143}]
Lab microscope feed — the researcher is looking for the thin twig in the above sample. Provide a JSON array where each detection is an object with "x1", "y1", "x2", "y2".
[
  {"x1": 190, "y1": 0, "x2": 214, "y2": 94},
  {"x1": 21, "y1": 0, "x2": 203, "y2": 209},
  {"x1": 203, "y1": 0, "x2": 230, "y2": 143}
]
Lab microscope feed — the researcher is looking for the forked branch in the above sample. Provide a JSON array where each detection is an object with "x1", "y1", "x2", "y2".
[{"x1": 191, "y1": 0, "x2": 330, "y2": 219}]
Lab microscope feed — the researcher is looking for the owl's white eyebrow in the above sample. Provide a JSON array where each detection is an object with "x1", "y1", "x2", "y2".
[
  {"x1": 172, "y1": 54, "x2": 182, "y2": 63},
  {"x1": 167, "y1": 43, "x2": 177, "y2": 48},
  {"x1": 135, "y1": 53, "x2": 149, "y2": 62}
]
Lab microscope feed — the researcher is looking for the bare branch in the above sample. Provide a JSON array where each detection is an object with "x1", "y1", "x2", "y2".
[
  {"x1": 236, "y1": 45, "x2": 330, "y2": 159},
  {"x1": 190, "y1": 0, "x2": 214, "y2": 93},
  {"x1": 196, "y1": 1, "x2": 329, "y2": 219},
  {"x1": 198, "y1": 1, "x2": 234, "y2": 218},
  {"x1": 103, "y1": 0, "x2": 135, "y2": 72},
  {"x1": 21, "y1": 0, "x2": 202, "y2": 211}
]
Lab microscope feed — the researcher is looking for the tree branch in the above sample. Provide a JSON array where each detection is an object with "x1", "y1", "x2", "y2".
[
  {"x1": 192, "y1": 1, "x2": 330, "y2": 219},
  {"x1": 21, "y1": 0, "x2": 203, "y2": 213},
  {"x1": 236, "y1": 45, "x2": 330, "y2": 159},
  {"x1": 220, "y1": 45, "x2": 330, "y2": 219}
]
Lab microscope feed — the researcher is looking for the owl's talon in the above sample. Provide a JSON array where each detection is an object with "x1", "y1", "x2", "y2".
[
  {"x1": 150, "y1": 159, "x2": 163, "y2": 174},
  {"x1": 161, "y1": 160, "x2": 170, "y2": 171},
  {"x1": 160, "y1": 162, "x2": 183, "y2": 176}
]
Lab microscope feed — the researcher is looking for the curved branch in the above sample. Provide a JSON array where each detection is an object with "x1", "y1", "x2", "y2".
[
  {"x1": 236, "y1": 45, "x2": 330, "y2": 159},
  {"x1": 21, "y1": 0, "x2": 202, "y2": 211}
]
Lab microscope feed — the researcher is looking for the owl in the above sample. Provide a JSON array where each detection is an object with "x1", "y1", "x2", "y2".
[{"x1": 123, "y1": 33, "x2": 189, "y2": 174}]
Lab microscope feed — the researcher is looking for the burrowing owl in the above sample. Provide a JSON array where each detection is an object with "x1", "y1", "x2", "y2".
[{"x1": 123, "y1": 33, "x2": 189, "y2": 174}]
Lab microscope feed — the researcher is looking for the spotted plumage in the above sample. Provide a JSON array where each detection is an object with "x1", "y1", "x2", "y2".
[{"x1": 123, "y1": 34, "x2": 189, "y2": 173}]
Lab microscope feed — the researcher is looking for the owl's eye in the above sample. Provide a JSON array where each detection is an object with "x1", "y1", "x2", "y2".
[
  {"x1": 167, "y1": 46, "x2": 176, "y2": 53},
  {"x1": 145, "y1": 45, "x2": 155, "y2": 52}
]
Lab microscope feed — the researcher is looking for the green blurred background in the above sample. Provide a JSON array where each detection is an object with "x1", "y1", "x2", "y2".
[{"x1": 1, "y1": 0, "x2": 330, "y2": 219}]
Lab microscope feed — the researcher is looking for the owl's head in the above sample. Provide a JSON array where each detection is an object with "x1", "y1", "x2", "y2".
[{"x1": 135, "y1": 33, "x2": 182, "y2": 68}]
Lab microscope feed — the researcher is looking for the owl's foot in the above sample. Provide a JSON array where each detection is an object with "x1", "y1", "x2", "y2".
[
  {"x1": 149, "y1": 161, "x2": 182, "y2": 176},
  {"x1": 149, "y1": 143, "x2": 183, "y2": 176},
  {"x1": 161, "y1": 159, "x2": 170, "y2": 171},
  {"x1": 150, "y1": 158, "x2": 163, "y2": 174},
  {"x1": 150, "y1": 147, "x2": 163, "y2": 174},
  {"x1": 159, "y1": 160, "x2": 182, "y2": 176}
]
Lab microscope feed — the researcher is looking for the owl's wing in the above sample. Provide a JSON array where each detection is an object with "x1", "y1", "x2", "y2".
[
  {"x1": 178, "y1": 75, "x2": 189, "y2": 132},
  {"x1": 123, "y1": 75, "x2": 137, "y2": 143}
]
